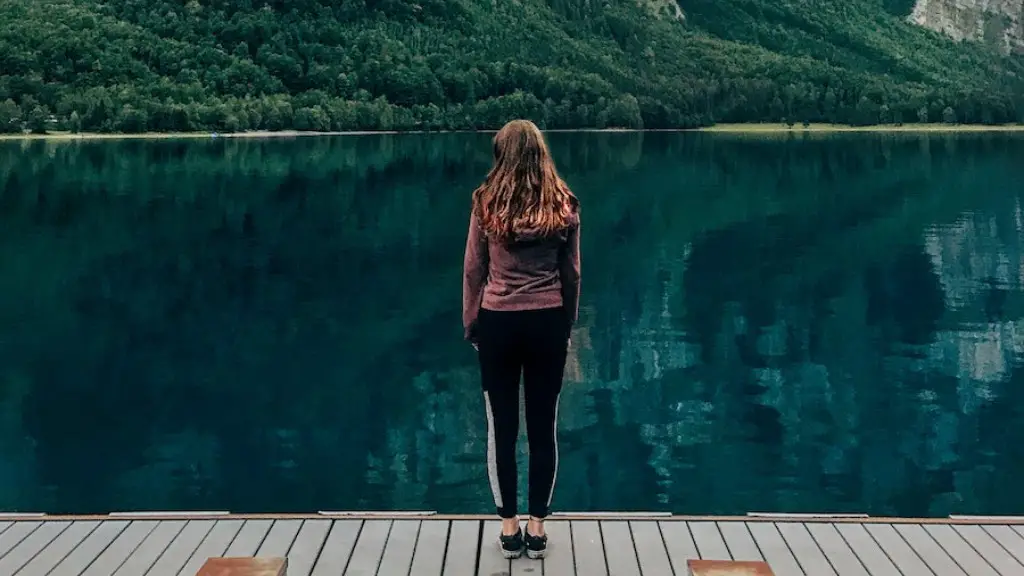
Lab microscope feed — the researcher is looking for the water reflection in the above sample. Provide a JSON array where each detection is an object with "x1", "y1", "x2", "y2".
[{"x1": 1, "y1": 133, "x2": 1023, "y2": 516}]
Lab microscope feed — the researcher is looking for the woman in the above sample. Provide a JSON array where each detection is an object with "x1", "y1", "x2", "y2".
[{"x1": 462, "y1": 119, "x2": 581, "y2": 560}]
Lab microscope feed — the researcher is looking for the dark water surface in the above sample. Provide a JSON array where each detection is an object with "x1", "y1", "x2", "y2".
[{"x1": 2, "y1": 132, "x2": 1024, "y2": 516}]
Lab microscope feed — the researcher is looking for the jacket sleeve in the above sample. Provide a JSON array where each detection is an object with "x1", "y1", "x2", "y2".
[
  {"x1": 462, "y1": 210, "x2": 489, "y2": 341},
  {"x1": 559, "y1": 217, "x2": 581, "y2": 326}
]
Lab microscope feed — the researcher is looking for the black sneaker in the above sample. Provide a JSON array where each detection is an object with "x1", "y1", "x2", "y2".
[
  {"x1": 499, "y1": 528, "x2": 524, "y2": 559},
  {"x1": 524, "y1": 530, "x2": 547, "y2": 559}
]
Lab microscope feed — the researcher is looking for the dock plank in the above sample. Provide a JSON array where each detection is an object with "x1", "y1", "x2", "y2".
[
  {"x1": 377, "y1": 520, "x2": 420, "y2": 576},
  {"x1": 16, "y1": 521, "x2": 100, "y2": 576},
  {"x1": 255, "y1": 519, "x2": 302, "y2": 557},
  {"x1": 408, "y1": 520, "x2": 448, "y2": 576},
  {"x1": 924, "y1": 525, "x2": 1000, "y2": 576},
  {"x1": 863, "y1": 523, "x2": 934, "y2": 575},
  {"x1": 804, "y1": 523, "x2": 869, "y2": 576},
  {"x1": 689, "y1": 521, "x2": 731, "y2": 560},
  {"x1": 629, "y1": 521, "x2": 672, "y2": 576},
  {"x1": 659, "y1": 521, "x2": 699, "y2": 574},
  {"x1": 113, "y1": 519, "x2": 186, "y2": 576},
  {"x1": 953, "y1": 525, "x2": 1024, "y2": 575},
  {"x1": 80, "y1": 520, "x2": 159, "y2": 576},
  {"x1": 893, "y1": 523, "x2": 967, "y2": 576},
  {"x1": 145, "y1": 520, "x2": 215, "y2": 576},
  {"x1": 718, "y1": 522, "x2": 763, "y2": 561},
  {"x1": 0, "y1": 521, "x2": 42, "y2": 558},
  {"x1": 0, "y1": 520, "x2": 69, "y2": 573},
  {"x1": 223, "y1": 519, "x2": 273, "y2": 557},
  {"x1": 544, "y1": 521, "x2": 575, "y2": 576},
  {"x1": 601, "y1": 521, "x2": 641, "y2": 576},
  {"x1": 441, "y1": 520, "x2": 479, "y2": 576},
  {"x1": 477, "y1": 520, "x2": 510, "y2": 576},
  {"x1": 776, "y1": 522, "x2": 838, "y2": 576},
  {"x1": 311, "y1": 520, "x2": 362, "y2": 576},
  {"x1": 571, "y1": 521, "x2": 607, "y2": 576},
  {"x1": 831, "y1": 524, "x2": 900, "y2": 576},
  {"x1": 509, "y1": 523, "x2": 534, "y2": 576},
  {"x1": 49, "y1": 520, "x2": 130, "y2": 576},
  {"x1": 746, "y1": 522, "x2": 804, "y2": 576},
  {"x1": 287, "y1": 520, "x2": 332, "y2": 576},
  {"x1": 982, "y1": 526, "x2": 1024, "y2": 565},
  {"x1": 176, "y1": 519, "x2": 245, "y2": 576},
  {"x1": 344, "y1": 519, "x2": 392, "y2": 576}
]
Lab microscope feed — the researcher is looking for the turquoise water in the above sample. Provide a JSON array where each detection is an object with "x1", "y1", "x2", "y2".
[{"x1": 1, "y1": 132, "x2": 1023, "y2": 516}]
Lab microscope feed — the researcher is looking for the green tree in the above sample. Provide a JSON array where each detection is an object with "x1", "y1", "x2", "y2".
[
  {"x1": 0, "y1": 99, "x2": 20, "y2": 134},
  {"x1": 943, "y1": 106, "x2": 957, "y2": 124},
  {"x1": 27, "y1": 106, "x2": 49, "y2": 134}
]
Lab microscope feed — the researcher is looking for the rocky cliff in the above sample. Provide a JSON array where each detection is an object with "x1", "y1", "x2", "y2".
[{"x1": 912, "y1": 0, "x2": 1024, "y2": 53}]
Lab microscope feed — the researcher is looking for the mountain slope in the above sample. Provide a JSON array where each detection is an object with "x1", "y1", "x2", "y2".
[{"x1": 0, "y1": 0, "x2": 1021, "y2": 133}]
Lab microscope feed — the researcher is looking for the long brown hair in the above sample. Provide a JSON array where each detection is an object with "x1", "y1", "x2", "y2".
[{"x1": 472, "y1": 119, "x2": 578, "y2": 242}]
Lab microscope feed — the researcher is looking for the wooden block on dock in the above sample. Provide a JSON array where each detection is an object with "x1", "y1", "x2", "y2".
[
  {"x1": 688, "y1": 559, "x2": 775, "y2": 576},
  {"x1": 196, "y1": 557, "x2": 287, "y2": 576}
]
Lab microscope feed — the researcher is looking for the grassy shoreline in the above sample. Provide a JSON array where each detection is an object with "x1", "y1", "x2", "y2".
[{"x1": 1, "y1": 124, "x2": 1022, "y2": 141}]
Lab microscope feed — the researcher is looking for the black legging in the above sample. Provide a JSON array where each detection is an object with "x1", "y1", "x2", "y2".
[{"x1": 477, "y1": 306, "x2": 569, "y2": 519}]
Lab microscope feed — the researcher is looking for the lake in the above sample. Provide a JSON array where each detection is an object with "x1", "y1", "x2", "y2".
[{"x1": 1, "y1": 132, "x2": 1023, "y2": 517}]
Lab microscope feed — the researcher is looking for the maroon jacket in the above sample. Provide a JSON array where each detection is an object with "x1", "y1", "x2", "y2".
[{"x1": 462, "y1": 209, "x2": 581, "y2": 341}]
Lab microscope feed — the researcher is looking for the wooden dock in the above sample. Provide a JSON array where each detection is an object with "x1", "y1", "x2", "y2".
[{"x1": 0, "y1": 513, "x2": 1022, "y2": 575}]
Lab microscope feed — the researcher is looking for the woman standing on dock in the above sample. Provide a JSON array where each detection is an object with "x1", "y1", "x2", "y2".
[{"x1": 462, "y1": 119, "x2": 581, "y2": 560}]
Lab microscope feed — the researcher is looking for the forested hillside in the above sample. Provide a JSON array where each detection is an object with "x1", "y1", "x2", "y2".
[{"x1": 1, "y1": 0, "x2": 1022, "y2": 133}]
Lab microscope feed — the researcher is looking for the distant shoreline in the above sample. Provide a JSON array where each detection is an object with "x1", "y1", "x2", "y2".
[{"x1": 1, "y1": 123, "x2": 1022, "y2": 141}]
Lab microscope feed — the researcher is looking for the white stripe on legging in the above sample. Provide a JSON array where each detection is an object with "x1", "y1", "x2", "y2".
[
  {"x1": 547, "y1": 393, "x2": 561, "y2": 508},
  {"x1": 483, "y1": 391, "x2": 503, "y2": 509}
]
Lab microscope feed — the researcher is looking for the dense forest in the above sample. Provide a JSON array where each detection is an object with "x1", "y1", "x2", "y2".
[{"x1": 1, "y1": 0, "x2": 1023, "y2": 133}]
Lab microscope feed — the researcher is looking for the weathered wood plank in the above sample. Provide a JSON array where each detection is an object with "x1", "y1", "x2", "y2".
[
  {"x1": 776, "y1": 522, "x2": 838, "y2": 576},
  {"x1": 286, "y1": 520, "x2": 332, "y2": 576},
  {"x1": 113, "y1": 519, "x2": 187, "y2": 576},
  {"x1": 80, "y1": 520, "x2": 159, "y2": 576},
  {"x1": 377, "y1": 520, "x2": 420, "y2": 576},
  {"x1": 176, "y1": 519, "x2": 245, "y2": 576},
  {"x1": 196, "y1": 557, "x2": 287, "y2": 576},
  {"x1": 145, "y1": 520, "x2": 215, "y2": 576},
  {"x1": 441, "y1": 520, "x2": 479, "y2": 576},
  {"x1": 718, "y1": 522, "x2": 763, "y2": 561},
  {"x1": 0, "y1": 522, "x2": 12, "y2": 535},
  {"x1": 344, "y1": 520, "x2": 392, "y2": 576},
  {"x1": 953, "y1": 525, "x2": 1024, "y2": 576},
  {"x1": 571, "y1": 520, "x2": 607, "y2": 576},
  {"x1": 223, "y1": 519, "x2": 273, "y2": 557},
  {"x1": 659, "y1": 521, "x2": 700, "y2": 574},
  {"x1": 831, "y1": 524, "x2": 900, "y2": 576},
  {"x1": 0, "y1": 521, "x2": 42, "y2": 558},
  {"x1": 601, "y1": 521, "x2": 641, "y2": 576},
  {"x1": 543, "y1": 521, "x2": 575, "y2": 576},
  {"x1": 804, "y1": 523, "x2": 869, "y2": 576},
  {"x1": 924, "y1": 525, "x2": 999, "y2": 576},
  {"x1": 983, "y1": 526, "x2": 1024, "y2": 565},
  {"x1": 256, "y1": 520, "x2": 303, "y2": 557},
  {"x1": 49, "y1": 521, "x2": 130, "y2": 576},
  {"x1": 16, "y1": 521, "x2": 100, "y2": 576},
  {"x1": 630, "y1": 521, "x2": 672, "y2": 576},
  {"x1": 510, "y1": 521, "x2": 535, "y2": 576},
  {"x1": 863, "y1": 523, "x2": 934, "y2": 575},
  {"x1": 477, "y1": 520, "x2": 510, "y2": 576},
  {"x1": 893, "y1": 523, "x2": 967, "y2": 576},
  {"x1": 311, "y1": 520, "x2": 362, "y2": 576},
  {"x1": 689, "y1": 521, "x2": 731, "y2": 560},
  {"x1": 746, "y1": 522, "x2": 804, "y2": 576},
  {"x1": 408, "y1": 520, "x2": 448, "y2": 576},
  {"x1": 0, "y1": 520, "x2": 69, "y2": 573}
]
